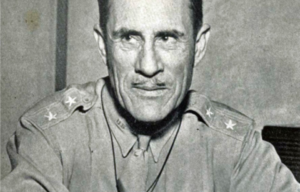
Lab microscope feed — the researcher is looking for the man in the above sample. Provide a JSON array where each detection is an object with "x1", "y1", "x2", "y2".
[{"x1": 1, "y1": 0, "x2": 299, "y2": 191}]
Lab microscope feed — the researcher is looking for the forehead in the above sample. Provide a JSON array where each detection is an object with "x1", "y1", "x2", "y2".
[{"x1": 107, "y1": 0, "x2": 193, "y2": 33}]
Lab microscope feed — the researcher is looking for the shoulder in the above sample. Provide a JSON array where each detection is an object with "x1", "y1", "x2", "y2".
[
  {"x1": 185, "y1": 91, "x2": 255, "y2": 141},
  {"x1": 20, "y1": 78, "x2": 106, "y2": 130}
]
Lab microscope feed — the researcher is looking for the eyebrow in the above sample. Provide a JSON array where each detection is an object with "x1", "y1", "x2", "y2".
[
  {"x1": 155, "y1": 30, "x2": 185, "y2": 38},
  {"x1": 112, "y1": 28, "x2": 185, "y2": 39},
  {"x1": 112, "y1": 28, "x2": 142, "y2": 38}
]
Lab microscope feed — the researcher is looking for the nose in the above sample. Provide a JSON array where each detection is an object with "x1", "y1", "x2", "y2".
[{"x1": 135, "y1": 42, "x2": 163, "y2": 77}]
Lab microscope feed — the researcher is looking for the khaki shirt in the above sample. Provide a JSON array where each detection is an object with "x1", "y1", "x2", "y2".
[{"x1": 1, "y1": 78, "x2": 299, "y2": 192}]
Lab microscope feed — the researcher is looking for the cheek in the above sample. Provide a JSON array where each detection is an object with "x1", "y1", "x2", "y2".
[
  {"x1": 157, "y1": 46, "x2": 194, "y2": 107},
  {"x1": 107, "y1": 44, "x2": 141, "y2": 83},
  {"x1": 111, "y1": 45, "x2": 139, "y2": 70},
  {"x1": 107, "y1": 45, "x2": 140, "y2": 102},
  {"x1": 157, "y1": 46, "x2": 194, "y2": 83}
]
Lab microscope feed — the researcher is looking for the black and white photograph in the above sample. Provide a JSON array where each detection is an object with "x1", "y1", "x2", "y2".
[{"x1": 1, "y1": 0, "x2": 300, "y2": 191}]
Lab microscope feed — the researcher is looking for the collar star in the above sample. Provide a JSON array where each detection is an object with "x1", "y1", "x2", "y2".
[
  {"x1": 206, "y1": 108, "x2": 213, "y2": 117},
  {"x1": 225, "y1": 120, "x2": 236, "y2": 130},
  {"x1": 45, "y1": 111, "x2": 57, "y2": 121},
  {"x1": 65, "y1": 96, "x2": 76, "y2": 107}
]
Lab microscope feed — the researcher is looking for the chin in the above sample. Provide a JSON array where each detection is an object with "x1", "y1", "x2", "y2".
[{"x1": 130, "y1": 107, "x2": 170, "y2": 123}]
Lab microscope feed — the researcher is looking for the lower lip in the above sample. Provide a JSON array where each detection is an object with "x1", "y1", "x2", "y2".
[{"x1": 132, "y1": 88, "x2": 168, "y2": 97}]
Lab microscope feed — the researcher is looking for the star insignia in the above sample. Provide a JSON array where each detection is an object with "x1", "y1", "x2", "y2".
[
  {"x1": 206, "y1": 108, "x2": 213, "y2": 118},
  {"x1": 225, "y1": 119, "x2": 236, "y2": 130},
  {"x1": 65, "y1": 96, "x2": 76, "y2": 107},
  {"x1": 45, "y1": 111, "x2": 57, "y2": 121}
]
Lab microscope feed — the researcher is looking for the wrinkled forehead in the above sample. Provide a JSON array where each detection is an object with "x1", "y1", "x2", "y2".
[{"x1": 106, "y1": 0, "x2": 193, "y2": 34}]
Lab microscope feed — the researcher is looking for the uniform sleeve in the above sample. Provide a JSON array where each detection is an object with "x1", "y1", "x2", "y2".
[
  {"x1": 1, "y1": 122, "x2": 69, "y2": 192},
  {"x1": 230, "y1": 129, "x2": 300, "y2": 192}
]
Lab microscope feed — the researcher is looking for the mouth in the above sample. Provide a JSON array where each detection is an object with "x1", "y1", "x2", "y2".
[{"x1": 132, "y1": 84, "x2": 168, "y2": 97}]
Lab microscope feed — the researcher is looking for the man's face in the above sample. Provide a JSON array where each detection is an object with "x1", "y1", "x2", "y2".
[{"x1": 100, "y1": 0, "x2": 206, "y2": 122}]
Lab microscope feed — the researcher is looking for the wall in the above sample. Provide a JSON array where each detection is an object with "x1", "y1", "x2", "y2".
[
  {"x1": 1, "y1": 0, "x2": 57, "y2": 177},
  {"x1": 66, "y1": 0, "x2": 107, "y2": 84},
  {"x1": 199, "y1": 0, "x2": 300, "y2": 127}
]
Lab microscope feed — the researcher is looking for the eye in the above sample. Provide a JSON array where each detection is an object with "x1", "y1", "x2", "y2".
[
  {"x1": 121, "y1": 34, "x2": 139, "y2": 42},
  {"x1": 156, "y1": 33, "x2": 178, "y2": 49},
  {"x1": 160, "y1": 34, "x2": 176, "y2": 42},
  {"x1": 123, "y1": 34, "x2": 133, "y2": 41},
  {"x1": 120, "y1": 34, "x2": 140, "y2": 49},
  {"x1": 161, "y1": 35, "x2": 170, "y2": 41},
  {"x1": 156, "y1": 32, "x2": 178, "y2": 44}
]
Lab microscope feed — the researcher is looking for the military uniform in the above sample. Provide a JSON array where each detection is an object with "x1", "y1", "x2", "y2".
[{"x1": 1, "y1": 78, "x2": 299, "y2": 192}]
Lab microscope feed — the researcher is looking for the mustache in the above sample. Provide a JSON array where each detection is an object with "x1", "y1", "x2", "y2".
[{"x1": 131, "y1": 76, "x2": 171, "y2": 87}]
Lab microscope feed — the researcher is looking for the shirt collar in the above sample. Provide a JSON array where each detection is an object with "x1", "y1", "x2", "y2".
[
  {"x1": 149, "y1": 123, "x2": 179, "y2": 162},
  {"x1": 102, "y1": 85, "x2": 136, "y2": 158},
  {"x1": 102, "y1": 84, "x2": 180, "y2": 163}
]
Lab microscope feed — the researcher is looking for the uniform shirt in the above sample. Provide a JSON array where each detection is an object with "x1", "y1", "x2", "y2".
[
  {"x1": 1, "y1": 78, "x2": 300, "y2": 192},
  {"x1": 102, "y1": 84, "x2": 181, "y2": 186}
]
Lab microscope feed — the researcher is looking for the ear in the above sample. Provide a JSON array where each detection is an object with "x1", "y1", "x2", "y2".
[
  {"x1": 94, "y1": 24, "x2": 107, "y2": 64},
  {"x1": 194, "y1": 24, "x2": 210, "y2": 66}
]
